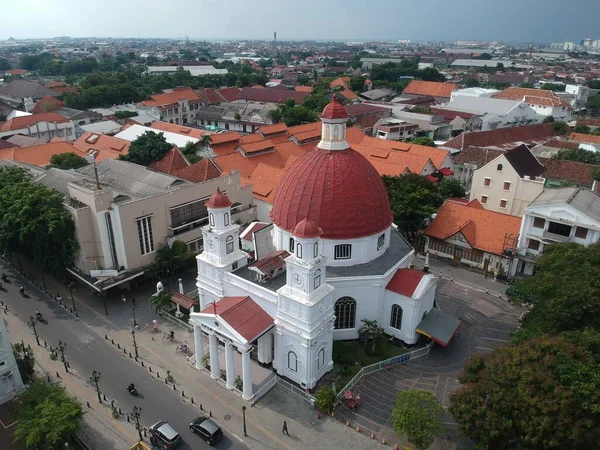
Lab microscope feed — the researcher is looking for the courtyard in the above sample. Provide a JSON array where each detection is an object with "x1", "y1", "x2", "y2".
[{"x1": 334, "y1": 277, "x2": 526, "y2": 449}]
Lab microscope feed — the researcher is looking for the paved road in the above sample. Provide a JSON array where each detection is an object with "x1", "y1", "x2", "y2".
[{"x1": 0, "y1": 273, "x2": 248, "y2": 450}]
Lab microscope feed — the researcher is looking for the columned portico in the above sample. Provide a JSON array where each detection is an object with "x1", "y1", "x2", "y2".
[
  {"x1": 225, "y1": 343, "x2": 236, "y2": 389},
  {"x1": 194, "y1": 325, "x2": 205, "y2": 369},
  {"x1": 241, "y1": 349, "x2": 252, "y2": 400},
  {"x1": 209, "y1": 333, "x2": 220, "y2": 379}
]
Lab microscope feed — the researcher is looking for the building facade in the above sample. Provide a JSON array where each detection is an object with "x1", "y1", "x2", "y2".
[{"x1": 0, "y1": 318, "x2": 24, "y2": 405}]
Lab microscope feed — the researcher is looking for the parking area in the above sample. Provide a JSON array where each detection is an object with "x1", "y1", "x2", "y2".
[{"x1": 335, "y1": 278, "x2": 525, "y2": 449}]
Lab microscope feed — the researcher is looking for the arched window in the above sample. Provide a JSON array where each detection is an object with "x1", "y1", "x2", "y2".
[
  {"x1": 226, "y1": 236, "x2": 234, "y2": 254},
  {"x1": 496, "y1": 163, "x2": 503, "y2": 171},
  {"x1": 317, "y1": 348, "x2": 325, "y2": 370},
  {"x1": 209, "y1": 213, "x2": 214, "y2": 226},
  {"x1": 287, "y1": 351, "x2": 297, "y2": 372},
  {"x1": 224, "y1": 213, "x2": 230, "y2": 226},
  {"x1": 334, "y1": 297, "x2": 356, "y2": 329},
  {"x1": 313, "y1": 242, "x2": 319, "y2": 258},
  {"x1": 377, "y1": 234, "x2": 385, "y2": 250},
  {"x1": 289, "y1": 237, "x2": 295, "y2": 252},
  {"x1": 390, "y1": 304, "x2": 403, "y2": 330},
  {"x1": 314, "y1": 269, "x2": 321, "y2": 289},
  {"x1": 296, "y1": 243, "x2": 303, "y2": 258}
]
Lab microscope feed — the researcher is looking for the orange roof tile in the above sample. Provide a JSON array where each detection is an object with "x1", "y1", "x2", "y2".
[
  {"x1": 248, "y1": 163, "x2": 286, "y2": 202},
  {"x1": 294, "y1": 86, "x2": 312, "y2": 93},
  {"x1": 403, "y1": 80, "x2": 458, "y2": 99},
  {"x1": 330, "y1": 76, "x2": 350, "y2": 89},
  {"x1": 150, "y1": 121, "x2": 211, "y2": 139},
  {"x1": 424, "y1": 200, "x2": 521, "y2": 255},
  {"x1": 258, "y1": 123, "x2": 288, "y2": 136},
  {"x1": 239, "y1": 140, "x2": 275, "y2": 154},
  {"x1": 73, "y1": 132, "x2": 131, "y2": 163},
  {"x1": 149, "y1": 147, "x2": 190, "y2": 174},
  {"x1": 31, "y1": 95, "x2": 64, "y2": 114},
  {"x1": 339, "y1": 89, "x2": 359, "y2": 100},
  {"x1": 569, "y1": 132, "x2": 600, "y2": 145},
  {"x1": 0, "y1": 112, "x2": 70, "y2": 132},
  {"x1": 214, "y1": 150, "x2": 284, "y2": 178},
  {"x1": 493, "y1": 87, "x2": 571, "y2": 108},
  {"x1": 239, "y1": 134, "x2": 264, "y2": 144},
  {"x1": 210, "y1": 132, "x2": 241, "y2": 145},
  {"x1": 0, "y1": 141, "x2": 87, "y2": 166},
  {"x1": 173, "y1": 158, "x2": 221, "y2": 183},
  {"x1": 140, "y1": 88, "x2": 201, "y2": 108}
]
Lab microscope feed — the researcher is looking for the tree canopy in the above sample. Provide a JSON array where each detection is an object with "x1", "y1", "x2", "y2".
[
  {"x1": 120, "y1": 131, "x2": 172, "y2": 166},
  {"x1": 411, "y1": 137, "x2": 436, "y2": 147},
  {"x1": 49, "y1": 152, "x2": 90, "y2": 170},
  {"x1": 392, "y1": 390, "x2": 446, "y2": 450},
  {"x1": 439, "y1": 178, "x2": 466, "y2": 199},
  {"x1": 13, "y1": 343, "x2": 35, "y2": 384},
  {"x1": 449, "y1": 336, "x2": 600, "y2": 450},
  {"x1": 553, "y1": 147, "x2": 600, "y2": 165},
  {"x1": 0, "y1": 167, "x2": 78, "y2": 275},
  {"x1": 14, "y1": 381, "x2": 83, "y2": 449},
  {"x1": 551, "y1": 121, "x2": 568, "y2": 135}
]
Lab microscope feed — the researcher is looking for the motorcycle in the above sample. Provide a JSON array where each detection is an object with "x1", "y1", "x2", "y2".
[
  {"x1": 1, "y1": 273, "x2": 7, "y2": 282},
  {"x1": 127, "y1": 385, "x2": 138, "y2": 396},
  {"x1": 36, "y1": 313, "x2": 43, "y2": 322},
  {"x1": 19, "y1": 287, "x2": 25, "y2": 296}
]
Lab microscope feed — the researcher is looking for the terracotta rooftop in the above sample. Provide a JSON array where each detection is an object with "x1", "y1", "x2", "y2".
[
  {"x1": 386, "y1": 268, "x2": 427, "y2": 297},
  {"x1": 73, "y1": 132, "x2": 131, "y2": 162},
  {"x1": 443, "y1": 123, "x2": 555, "y2": 151},
  {"x1": 250, "y1": 250, "x2": 290, "y2": 275},
  {"x1": 0, "y1": 112, "x2": 70, "y2": 132},
  {"x1": 210, "y1": 132, "x2": 241, "y2": 145},
  {"x1": 150, "y1": 121, "x2": 211, "y2": 139},
  {"x1": 258, "y1": 123, "x2": 288, "y2": 136},
  {"x1": 237, "y1": 87, "x2": 310, "y2": 104},
  {"x1": 0, "y1": 141, "x2": 87, "y2": 166},
  {"x1": 247, "y1": 163, "x2": 286, "y2": 203},
  {"x1": 239, "y1": 139, "x2": 275, "y2": 154},
  {"x1": 149, "y1": 147, "x2": 189, "y2": 175},
  {"x1": 425, "y1": 199, "x2": 521, "y2": 256},
  {"x1": 538, "y1": 157, "x2": 596, "y2": 187},
  {"x1": 330, "y1": 76, "x2": 350, "y2": 89},
  {"x1": 569, "y1": 132, "x2": 600, "y2": 145},
  {"x1": 140, "y1": 88, "x2": 201, "y2": 108},
  {"x1": 173, "y1": 158, "x2": 221, "y2": 183},
  {"x1": 493, "y1": 87, "x2": 571, "y2": 108},
  {"x1": 403, "y1": 80, "x2": 458, "y2": 99}
]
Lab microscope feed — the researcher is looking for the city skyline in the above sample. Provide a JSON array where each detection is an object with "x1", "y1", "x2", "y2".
[{"x1": 1, "y1": 0, "x2": 599, "y2": 44}]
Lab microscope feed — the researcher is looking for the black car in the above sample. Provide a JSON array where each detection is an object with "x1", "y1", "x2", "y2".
[
  {"x1": 190, "y1": 416, "x2": 223, "y2": 445},
  {"x1": 148, "y1": 420, "x2": 182, "y2": 449}
]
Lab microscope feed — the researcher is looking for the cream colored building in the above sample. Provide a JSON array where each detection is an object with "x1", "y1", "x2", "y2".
[
  {"x1": 469, "y1": 144, "x2": 546, "y2": 217},
  {"x1": 23, "y1": 159, "x2": 255, "y2": 291}
]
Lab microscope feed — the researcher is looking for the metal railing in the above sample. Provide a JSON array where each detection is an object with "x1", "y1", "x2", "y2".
[
  {"x1": 158, "y1": 310, "x2": 193, "y2": 333},
  {"x1": 277, "y1": 377, "x2": 316, "y2": 406},
  {"x1": 335, "y1": 341, "x2": 434, "y2": 402},
  {"x1": 251, "y1": 375, "x2": 278, "y2": 406}
]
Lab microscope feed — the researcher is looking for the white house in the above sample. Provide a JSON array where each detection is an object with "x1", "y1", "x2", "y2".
[
  {"x1": 493, "y1": 87, "x2": 572, "y2": 121},
  {"x1": 189, "y1": 97, "x2": 459, "y2": 401},
  {"x1": 0, "y1": 318, "x2": 25, "y2": 405},
  {"x1": 450, "y1": 87, "x2": 500, "y2": 101},
  {"x1": 513, "y1": 187, "x2": 600, "y2": 276},
  {"x1": 0, "y1": 112, "x2": 76, "y2": 141}
]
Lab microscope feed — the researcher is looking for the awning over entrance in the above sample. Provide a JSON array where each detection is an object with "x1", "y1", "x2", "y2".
[
  {"x1": 171, "y1": 293, "x2": 197, "y2": 310},
  {"x1": 416, "y1": 308, "x2": 461, "y2": 347}
]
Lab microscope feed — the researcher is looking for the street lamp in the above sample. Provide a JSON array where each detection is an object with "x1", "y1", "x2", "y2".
[
  {"x1": 131, "y1": 330, "x2": 139, "y2": 359},
  {"x1": 57, "y1": 340, "x2": 68, "y2": 373},
  {"x1": 132, "y1": 297, "x2": 138, "y2": 328},
  {"x1": 241, "y1": 405, "x2": 247, "y2": 437},
  {"x1": 40, "y1": 269, "x2": 47, "y2": 290},
  {"x1": 68, "y1": 282, "x2": 76, "y2": 312},
  {"x1": 101, "y1": 290, "x2": 108, "y2": 316},
  {"x1": 28, "y1": 316, "x2": 40, "y2": 346},
  {"x1": 90, "y1": 370, "x2": 102, "y2": 403},
  {"x1": 131, "y1": 405, "x2": 143, "y2": 441}
]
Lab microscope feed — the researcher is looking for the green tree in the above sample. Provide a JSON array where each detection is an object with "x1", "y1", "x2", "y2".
[
  {"x1": 513, "y1": 242, "x2": 600, "y2": 335},
  {"x1": 588, "y1": 94, "x2": 600, "y2": 116},
  {"x1": 574, "y1": 124, "x2": 591, "y2": 134},
  {"x1": 449, "y1": 336, "x2": 600, "y2": 450},
  {"x1": 0, "y1": 58, "x2": 10, "y2": 70},
  {"x1": 49, "y1": 152, "x2": 90, "y2": 170},
  {"x1": 519, "y1": 82, "x2": 535, "y2": 88},
  {"x1": 349, "y1": 75, "x2": 366, "y2": 92},
  {"x1": 587, "y1": 80, "x2": 600, "y2": 90},
  {"x1": 464, "y1": 77, "x2": 480, "y2": 87},
  {"x1": 382, "y1": 174, "x2": 443, "y2": 242},
  {"x1": 114, "y1": 110, "x2": 138, "y2": 119},
  {"x1": 543, "y1": 115, "x2": 555, "y2": 123},
  {"x1": 411, "y1": 136, "x2": 436, "y2": 147},
  {"x1": 147, "y1": 241, "x2": 196, "y2": 288},
  {"x1": 551, "y1": 120, "x2": 568, "y2": 135},
  {"x1": 199, "y1": 134, "x2": 212, "y2": 151},
  {"x1": 120, "y1": 131, "x2": 172, "y2": 166},
  {"x1": 357, "y1": 319, "x2": 385, "y2": 354},
  {"x1": 13, "y1": 343, "x2": 35, "y2": 384},
  {"x1": 150, "y1": 291, "x2": 173, "y2": 313},
  {"x1": 392, "y1": 390, "x2": 445, "y2": 450},
  {"x1": 314, "y1": 386, "x2": 336, "y2": 414},
  {"x1": 297, "y1": 74, "x2": 310, "y2": 86},
  {"x1": 553, "y1": 147, "x2": 600, "y2": 165},
  {"x1": 0, "y1": 167, "x2": 78, "y2": 275},
  {"x1": 541, "y1": 83, "x2": 566, "y2": 92},
  {"x1": 14, "y1": 381, "x2": 83, "y2": 449},
  {"x1": 181, "y1": 141, "x2": 201, "y2": 164},
  {"x1": 439, "y1": 178, "x2": 465, "y2": 199}
]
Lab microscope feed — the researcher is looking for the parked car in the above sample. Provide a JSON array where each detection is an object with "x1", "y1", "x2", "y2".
[
  {"x1": 148, "y1": 420, "x2": 182, "y2": 449},
  {"x1": 189, "y1": 416, "x2": 223, "y2": 445}
]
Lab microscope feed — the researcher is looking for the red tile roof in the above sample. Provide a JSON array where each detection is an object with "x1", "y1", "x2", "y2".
[
  {"x1": 149, "y1": 147, "x2": 189, "y2": 174},
  {"x1": 150, "y1": 121, "x2": 211, "y2": 139},
  {"x1": 250, "y1": 250, "x2": 290, "y2": 275},
  {"x1": 294, "y1": 86, "x2": 312, "y2": 93},
  {"x1": 538, "y1": 157, "x2": 596, "y2": 187},
  {"x1": 248, "y1": 163, "x2": 286, "y2": 202},
  {"x1": 210, "y1": 132, "x2": 241, "y2": 145},
  {"x1": 259, "y1": 123, "x2": 288, "y2": 136},
  {"x1": 0, "y1": 141, "x2": 87, "y2": 166},
  {"x1": 425, "y1": 199, "x2": 521, "y2": 255},
  {"x1": 493, "y1": 87, "x2": 571, "y2": 108},
  {"x1": 239, "y1": 139, "x2": 275, "y2": 154},
  {"x1": 0, "y1": 112, "x2": 70, "y2": 132},
  {"x1": 237, "y1": 87, "x2": 310, "y2": 104},
  {"x1": 171, "y1": 293, "x2": 197, "y2": 310},
  {"x1": 200, "y1": 296, "x2": 274, "y2": 342},
  {"x1": 344, "y1": 103, "x2": 389, "y2": 116},
  {"x1": 443, "y1": 123, "x2": 555, "y2": 151},
  {"x1": 31, "y1": 95, "x2": 64, "y2": 114},
  {"x1": 241, "y1": 222, "x2": 269, "y2": 241},
  {"x1": 386, "y1": 268, "x2": 427, "y2": 297},
  {"x1": 569, "y1": 132, "x2": 600, "y2": 145},
  {"x1": 403, "y1": 80, "x2": 458, "y2": 99},
  {"x1": 196, "y1": 87, "x2": 241, "y2": 104},
  {"x1": 330, "y1": 76, "x2": 351, "y2": 89},
  {"x1": 73, "y1": 132, "x2": 131, "y2": 162},
  {"x1": 140, "y1": 88, "x2": 201, "y2": 108},
  {"x1": 173, "y1": 158, "x2": 221, "y2": 183}
]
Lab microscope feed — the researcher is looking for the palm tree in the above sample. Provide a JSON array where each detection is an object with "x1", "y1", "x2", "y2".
[
  {"x1": 199, "y1": 134, "x2": 212, "y2": 149},
  {"x1": 358, "y1": 319, "x2": 386, "y2": 354},
  {"x1": 148, "y1": 241, "x2": 195, "y2": 289},
  {"x1": 150, "y1": 291, "x2": 173, "y2": 313}
]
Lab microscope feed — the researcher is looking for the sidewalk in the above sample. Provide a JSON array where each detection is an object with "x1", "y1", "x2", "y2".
[
  {"x1": 3, "y1": 257, "x2": 385, "y2": 450},
  {"x1": 2, "y1": 312, "x2": 135, "y2": 450}
]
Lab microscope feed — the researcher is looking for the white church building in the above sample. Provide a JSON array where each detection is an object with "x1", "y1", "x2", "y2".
[{"x1": 189, "y1": 96, "x2": 459, "y2": 402}]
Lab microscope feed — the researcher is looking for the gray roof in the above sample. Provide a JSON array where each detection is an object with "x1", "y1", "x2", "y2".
[
  {"x1": 529, "y1": 187, "x2": 600, "y2": 222},
  {"x1": 78, "y1": 120, "x2": 122, "y2": 135},
  {"x1": 0, "y1": 79, "x2": 59, "y2": 100},
  {"x1": 443, "y1": 96, "x2": 525, "y2": 116},
  {"x1": 360, "y1": 88, "x2": 396, "y2": 101},
  {"x1": 76, "y1": 159, "x2": 190, "y2": 199},
  {"x1": 197, "y1": 106, "x2": 226, "y2": 120},
  {"x1": 6, "y1": 134, "x2": 47, "y2": 148},
  {"x1": 451, "y1": 59, "x2": 533, "y2": 69},
  {"x1": 34, "y1": 167, "x2": 89, "y2": 195},
  {"x1": 57, "y1": 107, "x2": 102, "y2": 121}
]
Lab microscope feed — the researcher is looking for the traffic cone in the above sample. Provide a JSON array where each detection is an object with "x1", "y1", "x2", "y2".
[
  {"x1": 346, "y1": 420, "x2": 350, "y2": 427},
  {"x1": 382, "y1": 438, "x2": 387, "y2": 445},
  {"x1": 355, "y1": 425, "x2": 360, "y2": 433},
  {"x1": 394, "y1": 444, "x2": 399, "y2": 450},
  {"x1": 370, "y1": 432, "x2": 375, "y2": 439}
]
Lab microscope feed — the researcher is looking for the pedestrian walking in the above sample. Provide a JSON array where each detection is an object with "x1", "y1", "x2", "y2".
[{"x1": 282, "y1": 420, "x2": 289, "y2": 436}]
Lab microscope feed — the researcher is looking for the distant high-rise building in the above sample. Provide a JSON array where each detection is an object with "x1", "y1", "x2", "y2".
[{"x1": 274, "y1": 31, "x2": 277, "y2": 43}]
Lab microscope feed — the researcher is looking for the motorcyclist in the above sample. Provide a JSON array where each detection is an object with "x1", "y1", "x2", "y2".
[
  {"x1": 1, "y1": 272, "x2": 7, "y2": 281},
  {"x1": 128, "y1": 383, "x2": 135, "y2": 392},
  {"x1": 19, "y1": 286, "x2": 24, "y2": 295},
  {"x1": 36, "y1": 311, "x2": 43, "y2": 321}
]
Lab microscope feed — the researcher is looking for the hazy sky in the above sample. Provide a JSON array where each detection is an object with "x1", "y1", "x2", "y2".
[{"x1": 1, "y1": 0, "x2": 598, "y2": 43}]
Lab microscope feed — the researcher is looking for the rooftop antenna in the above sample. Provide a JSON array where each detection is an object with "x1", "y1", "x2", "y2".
[
  {"x1": 274, "y1": 31, "x2": 277, "y2": 44},
  {"x1": 92, "y1": 157, "x2": 101, "y2": 190}
]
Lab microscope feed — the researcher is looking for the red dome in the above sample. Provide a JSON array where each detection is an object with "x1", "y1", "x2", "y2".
[
  {"x1": 205, "y1": 187, "x2": 232, "y2": 208},
  {"x1": 270, "y1": 148, "x2": 392, "y2": 239},
  {"x1": 292, "y1": 216, "x2": 323, "y2": 239},
  {"x1": 321, "y1": 94, "x2": 348, "y2": 120}
]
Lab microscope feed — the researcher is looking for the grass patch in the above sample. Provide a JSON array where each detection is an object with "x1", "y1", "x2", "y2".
[{"x1": 332, "y1": 340, "x2": 409, "y2": 388}]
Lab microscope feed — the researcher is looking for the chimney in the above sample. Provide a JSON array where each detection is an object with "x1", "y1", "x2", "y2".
[{"x1": 593, "y1": 180, "x2": 600, "y2": 197}]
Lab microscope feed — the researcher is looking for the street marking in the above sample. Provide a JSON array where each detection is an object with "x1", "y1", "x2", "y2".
[
  {"x1": 0, "y1": 419, "x2": 18, "y2": 429},
  {"x1": 231, "y1": 432, "x2": 245, "y2": 443},
  {"x1": 481, "y1": 337, "x2": 510, "y2": 342},
  {"x1": 74, "y1": 345, "x2": 84, "y2": 353},
  {"x1": 475, "y1": 346, "x2": 494, "y2": 351},
  {"x1": 486, "y1": 327, "x2": 511, "y2": 333}
]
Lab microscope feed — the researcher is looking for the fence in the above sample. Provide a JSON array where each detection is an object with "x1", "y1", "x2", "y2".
[
  {"x1": 159, "y1": 310, "x2": 193, "y2": 333},
  {"x1": 335, "y1": 341, "x2": 434, "y2": 402},
  {"x1": 277, "y1": 377, "x2": 316, "y2": 407},
  {"x1": 251, "y1": 375, "x2": 278, "y2": 406}
]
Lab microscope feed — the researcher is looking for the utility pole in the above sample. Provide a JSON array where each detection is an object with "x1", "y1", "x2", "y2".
[
  {"x1": 131, "y1": 406, "x2": 143, "y2": 441},
  {"x1": 132, "y1": 297, "x2": 138, "y2": 328},
  {"x1": 28, "y1": 316, "x2": 40, "y2": 346},
  {"x1": 57, "y1": 340, "x2": 68, "y2": 373},
  {"x1": 90, "y1": 370, "x2": 102, "y2": 403},
  {"x1": 68, "y1": 282, "x2": 76, "y2": 312},
  {"x1": 242, "y1": 405, "x2": 247, "y2": 437},
  {"x1": 131, "y1": 330, "x2": 139, "y2": 359}
]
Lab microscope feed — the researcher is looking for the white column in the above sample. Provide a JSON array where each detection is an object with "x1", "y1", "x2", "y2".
[
  {"x1": 194, "y1": 326, "x2": 204, "y2": 369},
  {"x1": 209, "y1": 334, "x2": 220, "y2": 379},
  {"x1": 225, "y1": 343, "x2": 236, "y2": 390},
  {"x1": 241, "y1": 349, "x2": 253, "y2": 400}
]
